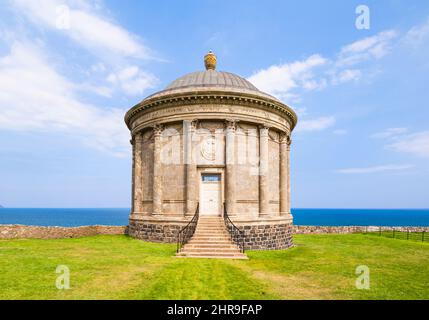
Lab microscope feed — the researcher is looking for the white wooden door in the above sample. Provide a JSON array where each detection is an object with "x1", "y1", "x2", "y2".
[{"x1": 200, "y1": 174, "x2": 221, "y2": 215}]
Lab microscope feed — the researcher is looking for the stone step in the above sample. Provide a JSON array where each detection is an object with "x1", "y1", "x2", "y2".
[
  {"x1": 194, "y1": 232, "x2": 228, "y2": 235},
  {"x1": 192, "y1": 233, "x2": 229, "y2": 237},
  {"x1": 179, "y1": 249, "x2": 242, "y2": 254},
  {"x1": 183, "y1": 244, "x2": 239, "y2": 249},
  {"x1": 177, "y1": 252, "x2": 248, "y2": 259},
  {"x1": 192, "y1": 235, "x2": 231, "y2": 241},
  {"x1": 177, "y1": 255, "x2": 248, "y2": 260},
  {"x1": 197, "y1": 221, "x2": 224, "y2": 224},
  {"x1": 174, "y1": 216, "x2": 248, "y2": 260},
  {"x1": 194, "y1": 230, "x2": 229, "y2": 236},
  {"x1": 181, "y1": 251, "x2": 242, "y2": 256},
  {"x1": 183, "y1": 244, "x2": 239, "y2": 251},
  {"x1": 188, "y1": 239, "x2": 232, "y2": 244}
]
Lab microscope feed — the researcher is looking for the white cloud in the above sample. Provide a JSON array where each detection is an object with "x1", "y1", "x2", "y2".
[
  {"x1": 107, "y1": 66, "x2": 158, "y2": 95},
  {"x1": 0, "y1": 41, "x2": 129, "y2": 156},
  {"x1": 10, "y1": 0, "x2": 153, "y2": 60},
  {"x1": 403, "y1": 17, "x2": 429, "y2": 47},
  {"x1": 247, "y1": 30, "x2": 397, "y2": 102},
  {"x1": 7, "y1": 0, "x2": 159, "y2": 97},
  {"x1": 337, "y1": 164, "x2": 414, "y2": 174},
  {"x1": 371, "y1": 127, "x2": 408, "y2": 139},
  {"x1": 388, "y1": 131, "x2": 429, "y2": 158},
  {"x1": 295, "y1": 116, "x2": 336, "y2": 132},
  {"x1": 337, "y1": 30, "x2": 397, "y2": 66},
  {"x1": 248, "y1": 54, "x2": 327, "y2": 100},
  {"x1": 331, "y1": 69, "x2": 362, "y2": 85}
]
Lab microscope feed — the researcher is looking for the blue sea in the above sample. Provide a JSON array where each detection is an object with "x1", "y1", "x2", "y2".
[{"x1": 0, "y1": 208, "x2": 428, "y2": 227}]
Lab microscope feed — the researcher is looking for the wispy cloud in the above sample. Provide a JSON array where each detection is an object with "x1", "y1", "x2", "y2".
[
  {"x1": 371, "y1": 127, "x2": 429, "y2": 158},
  {"x1": 7, "y1": 0, "x2": 159, "y2": 97},
  {"x1": 0, "y1": 41, "x2": 129, "y2": 156},
  {"x1": 295, "y1": 116, "x2": 336, "y2": 132},
  {"x1": 388, "y1": 131, "x2": 429, "y2": 158},
  {"x1": 247, "y1": 30, "x2": 398, "y2": 102},
  {"x1": 106, "y1": 66, "x2": 158, "y2": 96},
  {"x1": 336, "y1": 30, "x2": 397, "y2": 66},
  {"x1": 371, "y1": 127, "x2": 408, "y2": 139},
  {"x1": 403, "y1": 17, "x2": 429, "y2": 48},
  {"x1": 10, "y1": 0, "x2": 154, "y2": 60},
  {"x1": 337, "y1": 164, "x2": 414, "y2": 174},
  {"x1": 0, "y1": 0, "x2": 164, "y2": 156},
  {"x1": 248, "y1": 54, "x2": 327, "y2": 101}
]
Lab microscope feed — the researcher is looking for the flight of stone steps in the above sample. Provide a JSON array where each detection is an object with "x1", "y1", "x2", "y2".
[{"x1": 176, "y1": 216, "x2": 248, "y2": 259}]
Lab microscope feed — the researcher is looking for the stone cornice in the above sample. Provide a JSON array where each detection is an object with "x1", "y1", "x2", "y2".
[{"x1": 124, "y1": 90, "x2": 298, "y2": 131}]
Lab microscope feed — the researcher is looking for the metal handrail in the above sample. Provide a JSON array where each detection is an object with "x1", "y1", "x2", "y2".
[
  {"x1": 176, "y1": 203, "x2": 199, "y2": 253},
  {"x1": 223, "y1": 203, "x2": 245, "y2": 253}
]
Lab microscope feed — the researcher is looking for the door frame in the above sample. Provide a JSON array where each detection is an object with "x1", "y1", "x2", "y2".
[{"x1": 197, "y1": 167, "x2": 224, "y2": 216}]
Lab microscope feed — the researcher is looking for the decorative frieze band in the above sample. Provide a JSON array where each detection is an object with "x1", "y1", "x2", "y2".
[{"x1": 125, "y1": 92, "x2": 297, "y2": 131}]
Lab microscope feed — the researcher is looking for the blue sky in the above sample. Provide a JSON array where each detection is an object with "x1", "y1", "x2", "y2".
[{"x1": 0, "y1": 0, "x2": 428, "y2": 208}]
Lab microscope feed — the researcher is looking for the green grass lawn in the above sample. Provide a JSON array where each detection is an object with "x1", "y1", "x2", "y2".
[{"x1": 0, "y1": 234, "x2": 428, "y2": 300}]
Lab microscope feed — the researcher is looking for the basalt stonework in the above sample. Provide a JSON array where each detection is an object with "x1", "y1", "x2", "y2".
[
  {"x1": 128, "y1": 219, "x2": 184, "y2": 243},
  {"x1": 238, "y1": 223, "x2": 294, "y2": 250}
]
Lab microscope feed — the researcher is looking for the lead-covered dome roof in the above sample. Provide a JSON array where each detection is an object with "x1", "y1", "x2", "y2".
[
  {"x1": 165, "y1": 70, "x2": 259, "y2": 92},
  {"x1": 143, "y1": 51, "x2": 280, "y2": 102},
  {"x1": 125, "y1": 51, "x2": 297, "y2": 130}
]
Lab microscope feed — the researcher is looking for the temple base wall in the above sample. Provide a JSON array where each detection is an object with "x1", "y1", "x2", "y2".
[
  {"x1": 237, "y1": 222, "x2": 294, "y2": 250},
  {"x1": 128, "y1": 216, "x2": 294, "y2": 250}
]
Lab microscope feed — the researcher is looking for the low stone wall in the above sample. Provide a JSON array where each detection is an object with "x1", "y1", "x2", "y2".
[
  {"x1": 1, "y1": 224, "x2": 428, "y2": 240},
  {"x1": 292, "y1": 225, "x2": 429, "y2": 234},
  {"x1": 0, "y1": 225, "x2": 127, "y2": 239}
]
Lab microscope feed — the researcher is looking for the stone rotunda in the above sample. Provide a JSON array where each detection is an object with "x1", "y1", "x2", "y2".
[{"x1": 125, "y1": 51, "x2": 297, "y2": 254}]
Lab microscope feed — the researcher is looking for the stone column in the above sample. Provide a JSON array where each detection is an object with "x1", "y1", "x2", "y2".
[
  {"x1": 286, "y1": 135, "x2": 292, "y2": 214},
  {"x1": 130, "y1": 137, "x2": 135, "y2": 213},
  {"x1": 225, "y1": 119, "x2": 237, "y2": 215},
  {"x1": 152, "y1": 124, "x2": 163, "y2": 215},
  {"x1": 279, "y1": 132, "x2": 290, "y2": 216},
  {"x1": 259, "y1": 125, "x2": 269, "y2": 217},
  {"x1": 185, "y1": 120, "x2": 198, "y2": 216},
  {"x1": 133, "y1": 132, "x2": 143, "y2": 213}
]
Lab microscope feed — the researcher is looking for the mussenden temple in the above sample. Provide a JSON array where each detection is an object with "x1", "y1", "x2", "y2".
[{"x1": 124, "y1": 51, "x2": 297, "y2": 258}]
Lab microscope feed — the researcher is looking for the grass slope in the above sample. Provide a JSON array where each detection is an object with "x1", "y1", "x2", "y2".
[{"x1": 0, "y1": 234, "x2": 428, "y2": 300}]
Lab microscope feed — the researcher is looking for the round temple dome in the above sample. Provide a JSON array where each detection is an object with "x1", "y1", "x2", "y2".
[
  {"x1": 165, "y1": 70, "x2": 259, "y2": 92},
  {"x1": 126, "y1": 51, "x2": 297, "y2": 131}
]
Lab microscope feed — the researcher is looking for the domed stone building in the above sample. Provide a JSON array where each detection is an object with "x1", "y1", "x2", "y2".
[{"x1": 125, "y1": 51, "x2": 297, "y2": 256}]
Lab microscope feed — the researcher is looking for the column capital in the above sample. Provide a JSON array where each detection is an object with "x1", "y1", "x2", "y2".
[
  {"x1": 225, "y1": 119, "x2": 238, "y2": 131},
  {"x1": 134, "y1": 131, "x2": 144, "y2": 141},
  {"x1": 184, "y1": 119, "x2": 198, "y2": 132},
  {"x1": 279, "y1": 132, "x2": 292, "y2": 146},
  {"x1": 190, "y1": 119, "x2": 198, "y2": 131},
  {"x1": 131, "y1": 131, "x2": 143, "y2": 145},
  {"x1": 259, "y1": 124, "x2": 270, "y2": 136},
  {"x1": 153, "y1": 124, "x2": 164, "y2": 136}
]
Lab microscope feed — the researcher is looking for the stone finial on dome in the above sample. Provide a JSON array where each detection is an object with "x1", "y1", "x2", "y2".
[{"x1": 204, "y1": 50, "x2": 217, "y2": 70}]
